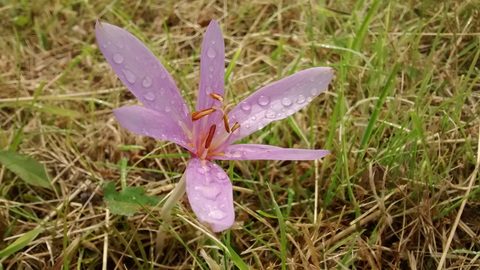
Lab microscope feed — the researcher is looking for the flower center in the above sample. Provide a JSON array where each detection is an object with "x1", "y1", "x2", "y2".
[{"x1": 191, "y1": 93, "x2": 240, "y2": 160}]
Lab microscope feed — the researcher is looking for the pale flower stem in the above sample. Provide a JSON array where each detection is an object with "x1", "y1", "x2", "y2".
[
  {"x1": 156, "y1": 173, "x2": 187, "y2": 256},
  {"x1": 161, "y1": 173, "x2": 187, "y2": 227}
]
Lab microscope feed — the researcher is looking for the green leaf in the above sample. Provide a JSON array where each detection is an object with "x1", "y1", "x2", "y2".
[
  {"x1": 30, "y1": 104, "x2": 82, "y2": 118},
  {"x1": 13, "y1": 16, "x2": 30, "y2": 27},
  {"x1": 0, "y1": 151, "x2": 52, "y2": 190},
  {"x1": 0, "y1": 227, "x2": 42, "y2": 258},
  {"x1": 117, "y1": 145, "x2": 145, "y2": 151},
  {"x1": 225, "y1": 244, "x2": 249, "y2": 270},
  {"x1": 103, "y1": 182, "x2": 161, "y2": 216}
]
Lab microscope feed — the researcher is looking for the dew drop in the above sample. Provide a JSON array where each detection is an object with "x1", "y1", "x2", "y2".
[
  {"x1": 122, "y1": 69, "x2": 136, "y2": 84},
  {"x1": 102, "y1": 44, "x2": 107, "y2": 48},
  {"x1": 205, "y1": 87, "x2": 212, "y2": 94},
  {"x1": 112, "y1": 53, "x2": 124, "y2": 64},
  {"x1": 241, "y1": 102, "x2": 251, "y2": 111},
  {"x1": 116, "y1": 41, "x2": 124, "y2": 48},
  {"x1": 160, "y1": 71, "x2": 166, "y2": 79},
  {"x1": 209, "y1": 66, "x2": 214, "y2": 71},
  {"x1": 144, "y1": 92, "x2": 155, "y2": 101},
  {"x1": 297, "y1": 95, "x2": 306, "y2": 104},
  {"x1": 207, "y1": 47, "x2": 217, "y2": 58},
  {"x1": 209, "y1": 73, "x2": 213, "y2": 78},
  {"x1": 165, "y1": 106, "x2": 171, "y2": 112},
  {"x1": 310, "y1": 76, "x2": 315, "y2": 82},
  {"x1": 257, "y1": 123, "x2": 264, "y2": 130},
  {"x1": 265, "y1": 109, "x2": 276, "y2": 119},
  {"x1": 182, "y1": 104, "x2": 190, "y2": 115},
  {"x1": 209, "y1": 210, "x2": 227, "y2": 220},
  {"x1": 197, "y1": 167, "x2": 205, "y2": 175},
  {"x1": 160, "y1": 88, "x2": 166, "y2": 94},
  {"x1": 281, "y1": 97, "x2": 292, "y2": 107},
  {"x1": 216, "y1": 172, "x2": 227, "y2": 180},
  {"x1": 141, "y1": 76, "x2": 153, "y2": 88},
  {"x1": 211, "y1": 40, "x2": 216, "y2": 44},
  {"x1": 258, "y1": 95, "x2": 270, "y2": 106},
  {"x1": 286, "y1": 109, "x2": 295, "y2": 116},
  {"x1": 310, "y1": 88, "x2": 318, "y2": 96},
  {"x1": 245, "y1": 123, "x2": 250, "y2": 128},
  {"x1": 307, "y1": 97, "x2": 313, "y2": 102},
  {"x1": 251, "y1": 115, "x2": 257, "y2": 121},
  {"x1": 199, "y1": 185, "x2": 221, "y2": 200}
]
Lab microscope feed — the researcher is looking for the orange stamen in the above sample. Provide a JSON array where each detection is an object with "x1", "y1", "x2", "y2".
[
  {"x1": 210, "y1": 93, "x2": 224, "y2": 102},
  {"x1": 231, "y1": 122, "x2": 240, "y2": 133},
  {"x1": 204, "y1": 125, "x2": 216, "y2": 148},
  {"x1": 223, "y1": 114, "x2": 230, "y2": 133},
  {"x1": 191, "y1": 107, "x2": 216, "y2": 121}
]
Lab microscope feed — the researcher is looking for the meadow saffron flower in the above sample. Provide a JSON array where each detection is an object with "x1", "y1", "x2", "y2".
[{"x1": 96, "y1": 20, "x2": 333, "y2": 232}]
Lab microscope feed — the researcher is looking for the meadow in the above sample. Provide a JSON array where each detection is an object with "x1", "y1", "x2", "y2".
[{"x1": 0, "y1": 0, "x2": 479, "y2": 269}]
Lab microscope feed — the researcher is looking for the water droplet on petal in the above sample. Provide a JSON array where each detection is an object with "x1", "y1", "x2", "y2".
[
  {"x1": 241, "y1": 102, "x2": 251, "y2": 111},
  {"x1": 116, "y1": 41, "x2": 124, "y2": 48},
  {"x1": 307, "y1": 97, "x2": 313, "y2": 102},
  {"x1": 258, "y1": 96, "x2": 270, "y2": 106},
  {"x1": 165, "y1": 106, "x2": 171, "y2": 112},
  {"x1": 144, "y1": 92, "x2": 155, "y2": 101},
  {"x1": 205, "y1": 87, "x2": 212, "y2": 94},
  {"x1": 211, "y1": 40, "x2": 216, "y2": 45},
  {"x1": 310, "y1": 76, "x2": 315, "y2": 82},
  {"x1": 160, "y1": 88, "x2": 166, "y2": 94},
  {"x1": 209, "y1": 66, "x2": 214, "y2": 71},
  {"x1": 141, "y1": 76, "x2": 153, "y2": 88},
  {"x1": 113, "y1": 53, "x2": 124, "y2": 64},
  {"x1": 286, "y1": 109, "x2": 295, "y2": 116},
  {"x1": 209, "y1": 73, "x2": 213, "y2": 78},
  {"x1": 122, "y1": 69, "x2": 136, "y2": 84},
  {"x1": 265, "y1": 109, "x2": 276, "y2": 118},
  {"x1": 199, "y1": 185, "x2": 221, "y2": 200},
  {"x1": 251, "y1": 115, "x2": 257, "y2": 121},
  {"x1": 207, "y1": 47, "x2": 217, "y2": 58},
  {"x1": 310, "y1": 88, "x2": 318, "y2": 96},
  {"x1": 160, "y1": 71, "x2": 166, "y2": 79},
  {"x1": 209, "y1": 210, "x2": 227, "y2": 220},
  {"x1": 197, "y1": 167, "x2": 205, "y2": 175},
  {"x1": 183, "y1": 104, "x2": 190, "y2": 115},
  {"x1": 281, "y1": 97, "x2": 292, "y2": 106},
  {"x1": 216, "y1": 172, "x2": 227, "y2": 180},
  {"x1": 102, "y1": 44, "x2": 107, "y2": 48},
  {"x1": 258, "y1": 123, "x2": 264, "y2": 130},
  {"x1": 297, "y1": 95, "x2": 306, "y2": 104}
]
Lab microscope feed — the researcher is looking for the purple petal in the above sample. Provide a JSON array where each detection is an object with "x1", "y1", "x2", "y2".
[
  {"x1": 223, "y1": 67, "x2": 333, "y2": 143},
  {"x1": 95, "y1": 21, "x2": 192, "y2": 130},
  {"x1": 211, "y1": 144, "x2": 329, "y2": 160},
  {"x1": 193, "y1": 20, "x2": 226, "y2": 138},
  {"x1": 197, "y1": 19, "x2": 225, "y2": 111},
  {"x1": 113, "y1": 106, "x2": 194, "y2": 153},
  {"x1": 185, "y1": 158, "x2": 234, "y2": 232}
]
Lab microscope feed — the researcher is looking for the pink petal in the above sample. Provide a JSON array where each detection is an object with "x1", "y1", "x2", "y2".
[
  {"x1": 113, "y1": 106, "x2": 194, "y2": 153},
  {"x1": 185, "y1": 158, "x2": 234, "y2": 232},
  {"x1": 223, "y1": 67, "x2": 334, "y2": 143},
  {"x1": 197, "y1": 19, "x2": 225, "y2": 111},
  {"x1": 193, "y1": 20, "x2": 226, "y2": 140},
  {"x1": 211, "y1": 144, "x2": 329, "y2": 160},
  {"x1": 95, "y1": 21, "x2": 192, "y2": 130}
]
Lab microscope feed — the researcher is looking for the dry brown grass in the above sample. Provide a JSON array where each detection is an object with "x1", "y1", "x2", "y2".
[{"x1": 0, "y1": 0, "x2": 480, "y2": 269}]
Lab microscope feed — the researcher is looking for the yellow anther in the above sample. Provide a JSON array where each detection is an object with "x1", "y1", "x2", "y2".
[
  {"x1": 223, "y1": 114, "x2": 230, "y2": 133},
  {"x1": 191, "y1": 107, "x2": 216, "y2": 121},
  {"x1": 210, "y1": 93, "x2": 224, "y2": 102},
  {"x1": 231, "y1": 122, "x2": 240, "y2": 133}
]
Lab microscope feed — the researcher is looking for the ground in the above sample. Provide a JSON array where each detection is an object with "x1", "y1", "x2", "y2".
[{"x1": 0, "y1": 0, "x2": 479, "y2": 269}]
